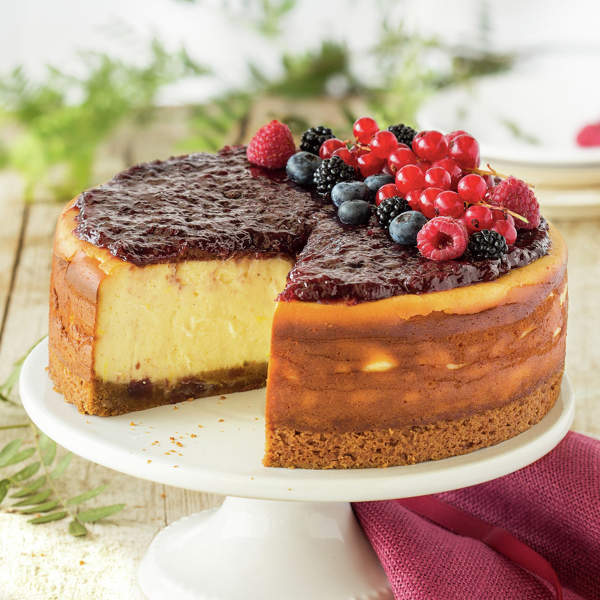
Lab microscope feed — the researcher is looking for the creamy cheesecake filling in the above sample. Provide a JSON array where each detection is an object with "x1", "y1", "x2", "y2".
[{"x1": 94, "y1": 256, "x2": 292, "y2": 383}]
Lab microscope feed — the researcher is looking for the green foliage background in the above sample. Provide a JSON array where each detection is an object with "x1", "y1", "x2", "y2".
[{"x1": 0, "y1": 0, "x2": 512, "y2": 203}]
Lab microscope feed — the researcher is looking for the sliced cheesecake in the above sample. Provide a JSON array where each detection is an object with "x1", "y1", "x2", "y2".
[{"x1": 49, "y1": 146, "x2": 567, "y2": 468}]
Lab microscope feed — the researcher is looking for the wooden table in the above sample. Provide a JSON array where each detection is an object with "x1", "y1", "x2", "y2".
[{"x1": 0, "y1": 139, "x2": 598, "y2": 596}]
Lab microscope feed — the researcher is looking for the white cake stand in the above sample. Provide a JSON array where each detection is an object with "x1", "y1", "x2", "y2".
[{"x1": 20, "y1": 340, "x2": 574, "y2": 600}]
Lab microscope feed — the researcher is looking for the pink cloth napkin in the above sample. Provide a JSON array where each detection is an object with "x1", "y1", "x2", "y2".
[{"x1": 353, "y1": 432, "x2": 600, "y2": 600}]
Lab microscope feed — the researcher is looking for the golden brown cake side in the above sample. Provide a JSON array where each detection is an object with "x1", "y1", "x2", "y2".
[{"x1": 264, "y1": 227, "x2": 568, "y2": 468}]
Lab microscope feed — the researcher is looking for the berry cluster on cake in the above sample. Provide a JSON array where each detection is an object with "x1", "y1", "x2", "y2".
[{"x1": 49, "y1": 115, "x2": 567, "y2": 469}]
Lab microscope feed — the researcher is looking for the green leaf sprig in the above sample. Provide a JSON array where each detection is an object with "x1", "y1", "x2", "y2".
[
  {"x1": 0, "y1": 345, "x2": 125, "y2": 537},
  {"x1": 0, "y1": 39, "x2": 208, "y2": 202}
]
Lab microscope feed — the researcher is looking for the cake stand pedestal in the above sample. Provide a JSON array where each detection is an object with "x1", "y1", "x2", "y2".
[{"x1": 20, "y1": 340, "x2": 574, "y2": 600}]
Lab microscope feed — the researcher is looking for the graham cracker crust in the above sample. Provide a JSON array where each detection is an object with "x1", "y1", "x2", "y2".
[
  {"x1": 264, "y1": 369, "x2": 564, "y2": 469},
  {"x1": 49, "y1": 352, "x2": 267, "y2": 416}
]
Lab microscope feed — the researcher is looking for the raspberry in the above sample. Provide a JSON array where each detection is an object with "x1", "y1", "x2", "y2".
[
  {"x1": 247, "y1": 120, "x2": 296, "y2": 169},
  {"x1": 417, "y1": 216, "x2": 468, "y2": 261},
  {"x1": 300, "y1": 126, "x2": 334, "y2": 155},
  {"x1": 468, "y1": 229, "x2": 508, "y2": 260},
  {"x1": 488, "y1": 176, "x2": 540, "y2": 230}
]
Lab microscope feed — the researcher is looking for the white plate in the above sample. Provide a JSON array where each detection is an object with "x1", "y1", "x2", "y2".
[
  {"x1": 20, "y1": 339, "x2": 574, "y2": 502},
  {"x1": 417, "y1": 53, "x2": 600, "y2": 167}
]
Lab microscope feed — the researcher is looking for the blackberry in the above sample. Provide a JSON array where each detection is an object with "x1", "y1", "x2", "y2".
[
  {"x1": 468, "y1": 229, "x2": 508, "y2": 260},
  {"x1": 388, "y1": 123, "x2": 417, "y2": 147},
  {"x1": 300, "y1": 126, "x2": 335, "y2": 155},
  {"x1": 313, "y1": 156, "x2": 357, "y2": 197},
  {"x1": 376, "y1": 196, "x2": 410, "y2": 229}
]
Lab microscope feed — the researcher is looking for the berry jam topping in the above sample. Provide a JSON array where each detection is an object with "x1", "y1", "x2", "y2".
[
  {"x1": 279, "y1": 215, "x2": 550, "y2": 302},
  {"x1": 76, "y1": 118, "x2": 552, "y2": 303},
  {"x1": 74, "y1": 146, "x2": 323, "y2": 266}
]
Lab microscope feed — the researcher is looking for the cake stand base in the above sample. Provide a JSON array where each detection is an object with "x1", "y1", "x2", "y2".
[{"x1": 138, "y1": 497, "x2": 391, "y2": 600}]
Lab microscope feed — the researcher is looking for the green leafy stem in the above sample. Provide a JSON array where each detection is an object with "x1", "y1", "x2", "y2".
[{"x1": 0, "y1": 345, "x2": 125, "y2": 536}]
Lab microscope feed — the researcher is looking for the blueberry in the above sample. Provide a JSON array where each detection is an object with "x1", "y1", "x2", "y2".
[
  {"x1": 364, "y1": 173, "x2": 395, "y2": 196},
  {"x1": 389, "y1": 211, "x2": 428, "y2": 245},
  {"x1": 338, "y1": 200, "x2": 371, "y2": 226},
  {"x1": 331, "y1": 181, "x2": 370, "y2": 207},
  {"x1": 286, "y1": 151, "x2": 322, "y2": 186}
]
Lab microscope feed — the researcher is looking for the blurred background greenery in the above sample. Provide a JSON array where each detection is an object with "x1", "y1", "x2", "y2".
[{"x1": 0, "y1": 0, "x2": 513, "y2": 203}]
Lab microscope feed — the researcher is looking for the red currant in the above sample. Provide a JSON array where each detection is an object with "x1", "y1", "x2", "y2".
[
  {"x1": 416, "y1": 160, "x2": 432, "y2": 174},
  {"x1": 484, "y1": 175, "x2": 497, "y2": 189},
  {"x1": 319, "y1": 138, "x2": 346, "y2": 159},
  {"x1": 449, "y1": 134, "x2": 480, "y2": 169},
  {"x1": 387, "y1": 147, "x2": 417, "y2": 174},
  {"x1": 434, "y1": 190, "x2": 465, "y2": 218},
  {"x1": 412, "y1": 130, "x2": 449, "y2": 162},
  {"x1": 332, "y1": 147, "x2": 358, "y2": 168},
  {"x1": 424, "y1": 167, "x2": 451, "y2": 190},
  {"x1": 375, "y1": 183, "x2": 400, "y2": 206},
  {"x1": 353, "y1": 117, "x2": 379, "y2": 144},
  {"x1": 395, "y1": 164, "x2": 426, "y2": 196},
  {"x1": 464, "y1": 205, "x2": 493, "y2": 233},
  {"x1": 357, "y1": 152, "x2": 385, "y2": 178},
  {"x1": 418, "y1": 187, "x2": 443, "y2": 219},
  {"x1": 406, "y1": 189, "x2": 423, "y2": 211},
  {"x1": 445, "y1": 130, "x2": 468, "y2": 144},
  {"x1": 457, "y1": 174, "x2": 487, "y2": 203},
  {"x1": 490, "y1": 209, "x2": 515, "y2": 227},
  {"x1": 432, "y1": 158, "x2": 462, "y2": 188},
  {"x1": 492, "y1": 220, "x2": 517, "y2": 246},
  {"x1": 350, "y1": 144, "x2": 370, "y2": 158},
  {"x1": 370, "y1": 130, "x2": 399, "y2": 159}
]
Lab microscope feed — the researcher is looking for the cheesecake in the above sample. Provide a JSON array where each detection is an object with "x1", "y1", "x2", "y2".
[{"x1": 49, "y1": 142, "x2": 567, "y2": 468}]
